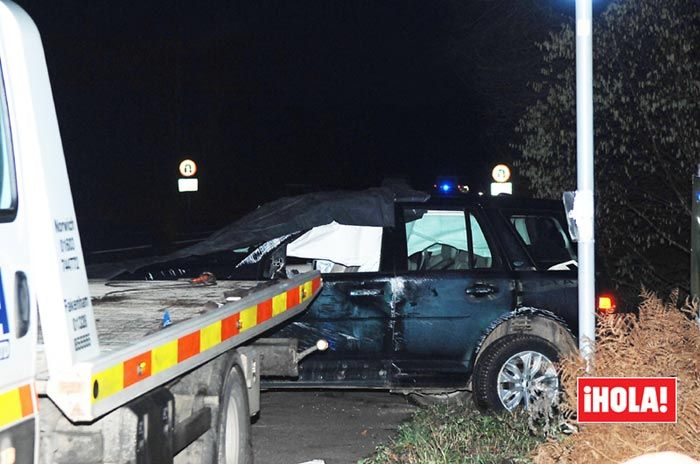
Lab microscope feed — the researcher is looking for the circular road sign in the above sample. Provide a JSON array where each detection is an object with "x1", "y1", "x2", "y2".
[
  {"x1": 179, "y1": 159, "x2": 197, "y2": 177},
  {"x1": 491, "y1": 164, "x2": 511, "y2": 183}
]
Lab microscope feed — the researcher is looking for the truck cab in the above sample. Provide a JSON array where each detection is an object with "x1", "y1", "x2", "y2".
[{"x1": 0, "y1": 2, "x2": 51, "y2": 459}]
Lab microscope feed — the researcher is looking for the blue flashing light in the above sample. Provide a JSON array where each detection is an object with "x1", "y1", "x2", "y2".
[{"x1": 440, "y1": 183, "x2": 452, "y2": 193}]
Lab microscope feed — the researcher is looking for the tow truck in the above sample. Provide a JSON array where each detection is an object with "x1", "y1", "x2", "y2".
[{"x1": 0, "y1": 2, "x2": 322, "y2": 463}]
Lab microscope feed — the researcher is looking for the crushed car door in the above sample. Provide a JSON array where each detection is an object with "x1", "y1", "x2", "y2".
[
  {"x1": 265, "y1": 223, "x2": 394, "y2": 387},
  {"x1": 391, "y1": 206, "x2": 514, "y2": 389}
]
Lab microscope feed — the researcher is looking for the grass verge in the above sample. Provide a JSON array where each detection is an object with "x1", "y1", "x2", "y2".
[{"x1": 360, "y1": 405, "x2": 546, "y2": 464}]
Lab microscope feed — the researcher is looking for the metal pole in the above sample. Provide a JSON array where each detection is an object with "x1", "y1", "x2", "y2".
[{"x1": 575, "y1": 0, "x2": 596, "y2": 362}]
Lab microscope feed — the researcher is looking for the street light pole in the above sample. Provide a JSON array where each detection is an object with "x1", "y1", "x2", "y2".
[{"x1": 575, "y1": 0, "x2": 596, "y2": 362}]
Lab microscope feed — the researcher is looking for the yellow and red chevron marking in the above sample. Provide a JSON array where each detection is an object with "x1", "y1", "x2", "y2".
[
  {"x1": 0, "y1": 383, "x2": 35, "y2": 429},
  {"x1": 91, "y1": 276, "x2": 321, "y2": 403}
]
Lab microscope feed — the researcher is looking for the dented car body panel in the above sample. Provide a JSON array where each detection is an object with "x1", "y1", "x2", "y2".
[
  {"x1": 518, "y1": 272, "x2": 578, "y2": 335},
  {"x1": 270, "y1": 273, "x2": 395, "y2": 386},
  {"x1": 390, "y1": 271, "x2": 514, "y2": 388}
]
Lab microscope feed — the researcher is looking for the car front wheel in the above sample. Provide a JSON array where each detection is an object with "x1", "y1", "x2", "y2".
[{"x1": 472, "y1": 334, "x2": 560, "y2": 411}]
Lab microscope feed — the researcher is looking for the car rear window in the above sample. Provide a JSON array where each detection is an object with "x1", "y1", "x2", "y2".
[{"x1": 508, "y1": 214, "x2": 577, "y2": 270}]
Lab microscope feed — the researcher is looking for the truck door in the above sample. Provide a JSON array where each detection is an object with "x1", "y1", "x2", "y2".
[
  {"x1": 391, "y1": 206, "x2": 514, "y2": 389},
  {"x1": 0, "y1": 5, "x2": 38, "y2": 459}
]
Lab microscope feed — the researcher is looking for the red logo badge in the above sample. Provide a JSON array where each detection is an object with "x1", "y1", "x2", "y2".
[{"x1": 577, "y1": 377, "x2": 677, "y2": 423}]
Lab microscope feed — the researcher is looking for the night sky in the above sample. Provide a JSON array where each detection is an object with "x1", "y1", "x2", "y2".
[{"x1": 14, "y1": 0, "x2": 586, "y2": 253}]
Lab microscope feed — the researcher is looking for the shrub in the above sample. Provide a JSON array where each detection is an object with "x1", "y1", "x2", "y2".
[{"x1": 532, "y1": 292, "x2": 700, "y2": 463}]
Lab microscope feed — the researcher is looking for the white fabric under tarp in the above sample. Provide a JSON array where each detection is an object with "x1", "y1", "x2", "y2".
[{"x1": 286, "y1": 221, "x2": 383, "y2": 272}]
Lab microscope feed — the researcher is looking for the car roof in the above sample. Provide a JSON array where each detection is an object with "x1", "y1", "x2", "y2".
[
  {"x1": 399, "y1": 193, "x2": 564, "y2": 211},
  {"x1": 93, "y1": 188, "x2": 564, "y2": 279}
]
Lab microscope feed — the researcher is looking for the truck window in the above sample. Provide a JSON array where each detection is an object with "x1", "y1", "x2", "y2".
[
  {"x1": 0, "y1": 65, "x2": 17, "y2": 218},
  {"x1": 509, "y1": 214, "x2": 576, "y2": 270},
  {"x1": 404, "y1": 209, "x2": 495, "y2": 271}
]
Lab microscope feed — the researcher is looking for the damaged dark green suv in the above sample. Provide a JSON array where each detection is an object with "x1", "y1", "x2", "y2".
[{"x1": 262, "y1": 191, "x2": 579, "y2": 410}]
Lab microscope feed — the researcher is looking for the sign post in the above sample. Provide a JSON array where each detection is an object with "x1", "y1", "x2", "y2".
[{"x1": 574, "y1": 0, "x2": 596, "y2": 362}]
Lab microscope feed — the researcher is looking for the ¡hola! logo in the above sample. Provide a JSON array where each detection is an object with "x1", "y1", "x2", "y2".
[{"x1": 577, "y1": 377, "x2": 677, "y2": 423}]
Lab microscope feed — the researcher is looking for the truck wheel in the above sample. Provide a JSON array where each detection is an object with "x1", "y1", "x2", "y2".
[
  {"x1": 472, "y1": 334, "x2": 560, "y2": 411},
  {"x1": 217, "y1": 365, "x2": 253, "y2": 464}
]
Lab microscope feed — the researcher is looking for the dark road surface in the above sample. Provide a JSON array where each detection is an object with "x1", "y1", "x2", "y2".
[{"x1": 252, "y1": 390, "x2": 417, "y2": 464}]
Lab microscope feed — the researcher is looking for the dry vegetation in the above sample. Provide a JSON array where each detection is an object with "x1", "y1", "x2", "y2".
[{"x1": 533, "y1": 291, "x2": 700, "y2": 463}]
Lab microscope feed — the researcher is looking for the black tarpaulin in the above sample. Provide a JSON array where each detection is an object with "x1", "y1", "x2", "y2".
[{"x1": 90, "y1": 186, "x2": 429, "y2": 278}]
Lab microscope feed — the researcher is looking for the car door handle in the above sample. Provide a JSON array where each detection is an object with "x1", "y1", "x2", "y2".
[
  {"x1": 349, "y1": 288, "x2": 383, "y2": 297},
  {"x1": 465, "y1": 284, "x2": 498, "y2": 297}
]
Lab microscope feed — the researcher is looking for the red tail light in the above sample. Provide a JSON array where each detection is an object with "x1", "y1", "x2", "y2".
[{"x1": 597, "y1": 294, "x2": 617, "y2": 315}]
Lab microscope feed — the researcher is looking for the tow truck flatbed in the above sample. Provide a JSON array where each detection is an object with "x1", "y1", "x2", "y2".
[
  {"x1": 89, "y1": 279, "x2": 270, "y2": 348},
  {"x1": 35, "y1": 272, "x2": 321, "y2": 422}
]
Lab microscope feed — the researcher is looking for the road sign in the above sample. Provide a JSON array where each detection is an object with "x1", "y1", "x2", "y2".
[
  {"x1": 179, "y1": 159, "x2": 197, "y2": 177},
  {"x1": 491, "y1": 164, "x2": 511, "y2": 183}
]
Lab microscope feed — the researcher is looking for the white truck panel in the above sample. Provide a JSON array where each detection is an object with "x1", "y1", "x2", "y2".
[
  {"x1": 0, "y1": 0, "x2": 100, "y2": 375},
  {"x1": 0, "y1": 6, "x2": 39, "y2": 458}
]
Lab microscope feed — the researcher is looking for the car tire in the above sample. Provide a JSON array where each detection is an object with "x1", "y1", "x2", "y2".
[
  {"x1": 407, "y1": 390, "x2": 472, "y2": 408},
  {"x1": 472, "y1": 334, "x2": 560, "y2": 411},
  {"x1": 217, "y1": 364, "x2": 253, "y2": 464}
]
